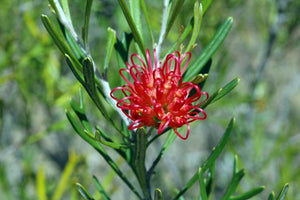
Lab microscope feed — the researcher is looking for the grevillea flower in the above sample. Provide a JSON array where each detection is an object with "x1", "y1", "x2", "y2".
[{"x1": 111, "y1": 49, "x2": 208, "y2": 140}]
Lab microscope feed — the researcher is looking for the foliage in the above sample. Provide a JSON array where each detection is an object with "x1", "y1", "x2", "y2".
[{"x1": 0, "y1": 0, "x2": 299, "y2": 199}]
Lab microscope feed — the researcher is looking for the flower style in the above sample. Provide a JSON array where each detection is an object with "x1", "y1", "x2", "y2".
[{"x1": 111, "y1": 49, "x2": 208, "y2": 140}]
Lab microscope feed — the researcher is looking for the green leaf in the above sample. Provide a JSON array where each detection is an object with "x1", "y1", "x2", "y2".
[
  {"x1": 201, "y1": 0, "x2": 214, "y2": 14},
  {"x1": 200, "y1": 78, "x2": 240, "y2": 109},
  {"x1": 205, "y1": 161, "x2": 215, "y2": 197},
  {"x1": 199, "y1": 88, "x2": 221, "y2": 109},
  {"x1": 233, "y1": 154, "x2": 239, "y2": 174},
  {"x1": 37, "y1": 166, "x2": 48, "y2": 200},
  {"x1": 117, "y1": 0, "x2": 146, "y2": 56},
  {"x1": 104, "y1": 28, "x2": 116, "y2": 73},
  {"x1": 63, "y1": 24, "x2": 86, "y2": 60},
  {"x1": 198, "y1": 168, "x2": 208, "y2": 200},
  {"x1": 66, "y1": 109, "x2": 86, "y2": 137},
  {"x1": 94, "y1": 130, "x2": 128, "y2": 150},
  {"x1": 268, "y1": 192, "x2": 275, "y2": 200},
  {"x1": 185, "y1": 2, "x2": 203, "y2": 53},
  {"x1": 115, "y1": 32, "x2": 133, "y2": 66},
  {"x1": 92, "y1": 176, "x2": 111, "y2": 200},
  {"x1": 183, "y1": 17, "x2": 233, "y2": 82},
  {"x1": 41, "y1": 15, "x2": 72, "y2": 56},
  {"x1": 82, "y1": 0, "x2": 93, "y2": 49},
  {"x1": 65, "y1": 54, "x2": 85, "y2": 85},
  {"x1": 60, "y1": 0, "x2": 72, "y2": 22},
  {"x1": 210, "y1": 78, "x2": 240, "y2": 104},
  {"x1": 83, "y1": 57, "x2": 96, "y2": 95},
  {"x1": 95, "y1": 126, "x2": 129, "y2": 161},
  {"x1": 140, "y1": 0, "x2": 154, "y2": 44},
  {"x1": 82, "y1": 57, "x2": 112, "y2": 120},
  {"x1": 276, "y1": 183, "x2": 289, "y2": 200},
  {"x1": 76, "y1": 183, "x2": 94, "y2": 200},
  {"x1": 129, "y1": 0, "x2": 143, "y2": 42},
  {"x1": 221, "y1": 169, "x2": 246, "y2": 200},
  {"x1": 154, "y1": 188, "x2": 163, "y2": 200},
  {"x1": 229, "y1": 186, "x2": 265, "y2": 200},
  {"x1": 70, "y1": 92, "x2": 92, "y2": 133},
  {"x1": 172, "y1": 118, "x2": 235, "y2": 200}
]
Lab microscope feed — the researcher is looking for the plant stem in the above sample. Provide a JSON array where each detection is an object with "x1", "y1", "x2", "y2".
[{"x1": 135, "y1": 128, "x2": 152, "y2": 199}]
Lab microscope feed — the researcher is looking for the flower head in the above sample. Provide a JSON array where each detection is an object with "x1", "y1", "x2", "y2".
[{"x1": 111, "y1": 49, "x2": 208, "y2": 140}]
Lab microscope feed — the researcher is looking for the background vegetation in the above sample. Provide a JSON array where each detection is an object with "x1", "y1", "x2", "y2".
[{"x1": 0, "y1": 0, "x2": 299, "y2": 199}]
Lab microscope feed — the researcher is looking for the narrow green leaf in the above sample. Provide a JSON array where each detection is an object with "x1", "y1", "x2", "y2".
[
  {"x1": 76, "y1": 183, "x2": 94, "y2": 200},
  {"x1": 115, "y1": 32, "x2": 133, "y2": 66},
  {"x1": 104, "y1": 28, "x2": 116, "y2": 73},
  {"x1": 229, "y1": 186, "x2": 265, "y2": 200},
  {"x1": 82, "y1": 0, "x2": 93, "y2": 49},
  {"x1": 66, "y1": 110, "x2": 86, "y2": 136},
  {"x1": 92, "y1": 176, "x2": 111, "y2": 200},
  {"x1": 82, "y1": 57, "x2": 113, "y2": 120},
  {"x1": 65, "y1": 54, "x2": 85, "y2": 85},
  {"x1": 64, "y1": 28, "x2": 86, "y2": 59},
  {"x1": 154, "y1": 188, "x2": 163, "y2": 200},
  {"x1": 117, "y1": 0, "x2": 146, "y2": 56},
  {"x1": 221, "y1": 169, "x2": 246, "y2": 200},
  {"x1": 37, "y1": 166, "x2": 48, "y2": 200},
  {"x1": 268, "y1": 192, "x2": 275, "y2": 200},
  {"x1": 70, "y1": 98, "x2": 92, "y2": 134},
  {"x1": 41, "y1": 15, "x2": 72, "y2": 56},
  {"x1": 129, "y1": 0, "x2": 143, "y2": 42},
  {"x1": 83, "y1": 57, "x2": 96, "y2": 94},
  {"x1": 165, "y1": 0, "x2": 186, "y2": 38},
  {"x1": 173, "y1": 118, "x2": 235, "y2": 200},
  {"x1": 185, "y1": 2, "x2": 203, "y2": 53},
  {"x1": 183, "y1": 17, "x2": 233, "y2": 82},
  {"x1": 205, "y1": 161, "x2": 215, "y2": 196},
  {"x1": 201, "y1": 0, "x2": 214, "y2": 14},
  {"x1": 199, "y1": 88, "x2": 221, "y2": 109},
  {"x1": 94, "y1": 130, "x2": 128, "y2": 150},
  {"x1": 210, "y1": 78, "x2": 240, "y2": 104},
  {"x1": 276, "y1": 183, "x2": 289, "y2": 200},
  {"x1": 60, "y1": 0, "x2": 72, "y2": 22},
  {"x1": 198, "y1": 168, "x2": 208, "y2": 200},
  {"x1": 202, "y1": 118, "x2": 235, "y2": 172},
  {"x1": 140, "y1": 0, "x2": 154, "y2": 44},
  {"x1": 233, "y1": 155, "x2": 239, "y2": 174},
  {"x1": 95, "y1": 126, "x2": 129, "y2": 161}
]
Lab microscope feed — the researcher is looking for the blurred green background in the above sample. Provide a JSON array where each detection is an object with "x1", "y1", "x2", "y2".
[{"x1": 0, "y1": 0, "x2": 299, "y2": 199}]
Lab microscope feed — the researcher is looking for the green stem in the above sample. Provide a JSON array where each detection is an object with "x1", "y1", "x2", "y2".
[{"x1": 135, "y1": 128, "x2": 151, "y2": 200}]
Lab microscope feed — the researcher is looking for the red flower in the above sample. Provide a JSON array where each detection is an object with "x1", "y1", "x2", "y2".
[{"x1": 111, "y1": 49, "x2": 208, "y2": 140}]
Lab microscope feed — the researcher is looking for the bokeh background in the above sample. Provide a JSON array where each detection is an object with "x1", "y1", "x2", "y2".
[{"x1": 0, "y1": 0, "x2": 299, "y2": 199}]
